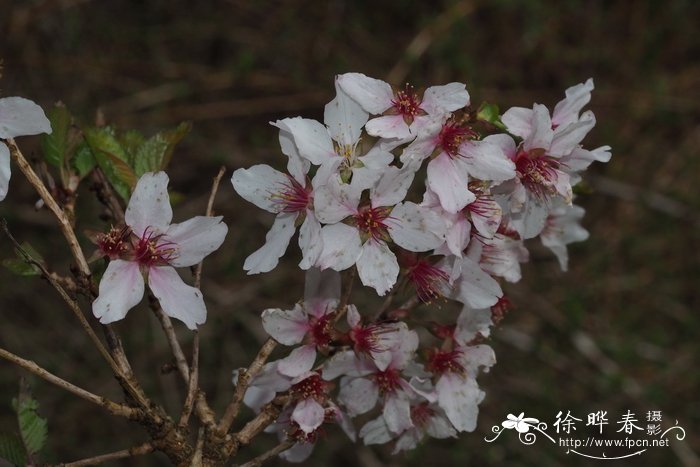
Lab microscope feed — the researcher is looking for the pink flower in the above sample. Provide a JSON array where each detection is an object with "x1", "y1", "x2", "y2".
[
  {"x1": 92, "y1": 172, "x2": 228, "y2": 329},
  {"x1": 337, "y1": 72, "x2": 469, "y2": 140},
  {"x1": 0, "y1": 97, "x2": 52, "y2": 200}
]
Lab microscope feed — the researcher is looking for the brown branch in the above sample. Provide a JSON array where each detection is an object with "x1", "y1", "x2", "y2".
[
  {"x1": 178, "y1": 330, "x2": 199, "y2": 428},
  {"x1": 0, "y1": 347, "x2": 136, "y2": 419},
  {"x1": 238, "y1": 440, "x2": 295, "y2": 467},
  {"x1": 218, "y1": 338, "x2": 277, "y2": 434},
  {"x1": 6, "y1": 138, "x2": 90, "y2": 275},
  {"x1": 59, "y1": 441, "x2": 154, "y2": 466},
  {"x1": 226, "y1": 394, "x2": 290, "y2": 458}
]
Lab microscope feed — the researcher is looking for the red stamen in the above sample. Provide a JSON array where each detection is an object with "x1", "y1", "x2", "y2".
[
  {"x1": 97, "y1": 226, "x2": 131, "y2": 259},
  {"x1": 133, "y1": 227, "x2": 178, "y2": 267},
  {"x1": 426, "y1": 348, "x2": 466, "y2": 376},
  {"x1": 390, "y1": 84, "x2": 425, "y2": 125},
  {"x1": 514, "y1": 149, "x2": 561, "y2": 200},
  {"x1": 354, "y1": 205, "x2": 391, "y2": 242},
  {"x1": 374, "y1": 368, "x2": 402, "y2": 395},
  {"x1": 272, "y1": 175, "x2": 312, "y2": 213},
  {"x1": 437, "y1": 120, "x2": 477, "y2": 159},
  {"x1": 406, "y1": 260, "x2": 450, "y2": 303}
]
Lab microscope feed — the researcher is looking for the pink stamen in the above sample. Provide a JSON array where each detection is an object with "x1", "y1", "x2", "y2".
[
  {"x1": 272, "y1": 175, "x2": 312, "y2": 213},
  {"x1": 374, "y1": 368, "x2": 402, "y2": 395},
  {"x1": 406, "y1": 260, "x2": 450, "y2": 303},
  {"x1": 390, "y1": 84, "x2": 424, "y2": 125},
  {"x1": 354, "y1": 205, "x2": 391, "y2": 242},
  {"x1": 133, "y1": 227, "x2": 178, "y2": 267},
  {"x1": 426, "y1": 348, "x2": 466, "y2": 376},
  {"x1": 437, "y1": 120, "x2": 477, "y2": 159},
  {"x1": 514, "y1": 149, "x2": 561, "y2": 200}
]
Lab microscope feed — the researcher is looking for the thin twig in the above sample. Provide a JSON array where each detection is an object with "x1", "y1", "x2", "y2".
[
  {"x1": 333, "y1": 268, "x2": 356, "y2": 323},
  {"x1": 59, "y1": 441, "x2": 154, "y2": 466},
  {"x1": 194, "y1": 165, "x2": 227, "y2": 288},
  {"x1": 178, "y1": 330, "x2": 199, "y2": 428},
  {"x1": 90, "y1": 167, "x2": 125, "y2": 223},
  {"x1": 238, "y1": 440, "x2": 295, "y2": 467},
  {"x1": 0, "y1": 347, "x2": 136, "y2": 419},
  {"x1": 227, "y1": 394, "x2": 290, "y2": 457},
  {"x1": 6, "y1": 139, "x2": 91, "y2": 275},
  {"x1": 218, "y1": 338, "x2": 277, "y2": 434}
]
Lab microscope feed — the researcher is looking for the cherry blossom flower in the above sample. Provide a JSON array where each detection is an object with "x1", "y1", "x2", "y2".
[
  {"x1": 0, "y1": 97, "x2": 52, "y2": 200},
  {"x1": 92, "y1": 172, "x2": 228, "y2": 329},
  {"x1": 337, "y1": 72, "x2": 469, "y2": 140},
  {"x1": 540, "y1": 202, "x2": 589, "y2": 271}
]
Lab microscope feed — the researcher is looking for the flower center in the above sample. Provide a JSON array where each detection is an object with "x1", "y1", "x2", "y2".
[
  {"x1": 514, "y1": 148, "x2": 561, "y2": 199},
  {"x1": 98, "y1": 226, "x2": 131, "y2": 259},
  {"x1": 390, "y1": 84, "x2": 424, "y2": 124},
  {"x1": 437, "y1": 120, "x2": 477, "y2": 158},
  {"x1": 308, "y1": 314, "x2": 334, "y2": 347},
  {"x1": 133, "y1": 228, "x2": 178, "y2": 267},
  {"x1": 410, "y1": 402, "x2": 435, "y2": 428},
  {"x1": 354, "y1": 205, "x2": 391, "y2": 242},
  {"x1": 426, "y1": 348, "x2": 466, "y2": 376},
  {"x1": 374, "y1": 368, "x2": 402, "y2": 395},
  {"x1": 272, "y1": 175, "x2": 312, "y2": 213},
  {"x1": 406, "y1": 260, "x2": 449, "y2": 303},
  {"x1": 290, "y1": 373, "x2": 329, "y2": 402}
]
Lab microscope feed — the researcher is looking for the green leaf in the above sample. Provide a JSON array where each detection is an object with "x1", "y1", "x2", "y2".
[
  {"x1": 14, "y1": 381, "x2": 47, "y2": 457},
  {"x1": 477, "y1": 102, "x2": 506, "y2": 130},
  {"x1": 119, "y1": 130, "x2": 146, "y2": 166},
  {"x1": 2, "y1": 242, "x2": 44, "y2": 277},
  {"x1": 72, "y1": 142, "x2": 97, "y2": 178},
  {"x1": 159, "y1": 121, "x2": 191, "y2": 169},
  {"x1": 40, "y1": 103, "x2": 71, "y2": 168},
  {"x1": 0, "y1": 432, "x2": 27, "y2": 466},
  {"x1": 83, "y1": 127, "x2": 135, "y2": 201},
  {"x1": 133, "y1": 133, "x2": 169, "y2": 177}
]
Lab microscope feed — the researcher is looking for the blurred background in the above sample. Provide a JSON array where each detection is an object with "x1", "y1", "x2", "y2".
[{"x1": 0, "y1": 0, "x2": 698, "y2": 465}]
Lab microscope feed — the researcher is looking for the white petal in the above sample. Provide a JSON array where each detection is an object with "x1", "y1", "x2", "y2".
[
  {"x1": 261, "y1": 304, "x2": 308, "y2": 345},
  {"x1": 148, "y1": 266, "x2": 206, "y2": 329},
  {"x1": 92, "y1": 260, "x2": 144, "y2": 324},
  {"x1": 313, "y1": 177, "x2": 360, "y2": 224},
  {"x1": 317, "y1": 224, "x2": 362, "y2": 271},
  {"x1": 436, "y1": 373, "x2": 483, "y2": 432},
  {"x1": 461, "y1": 138, "x2": 516, "y2": 182},
  {"x1": 324, "y1": 84, "x2": 368, "y2": 147},
  {"x1": 243, "y1": 213, "x2": 296, "y2": 274},
  {"x1": 279, "y1": 442, "x2": 314, "y2": 463},
  {"x1": 322, "y1": 350, "x2": 374, "y2": 380},
  {"x1": 426, "y1": 413, "x2": 458, "y2": 439},
  {"x1": 393, "y1": 429, "x2": 421, "y2": 453},
  {"x1": 125, "y1": 172, "x2": 172, "y2": 236},
  {"x1": 360, "y1": 416, "x2": 394, "y2": 445},
  {"x1": 550, "y1": 111, "x2": 596, "y2": 156},
  {"x1": 0, "y1": 144, "x2": 10, "y2": 201},
  {"x1": 297, "y1": 212, "x2": 323, "y2": 270},
  {"x1": 365, "y1": 115, "x2": 411, "y2": 139},
  {"x1": 552, "y1": 78, "x2": 594, "y2": 128},
  {"x1": 421, "y1": 82, "x2": 470, "y2": 115},
  {"x1": 460, "y1": 344, "x2": 496, "y2": 375},
  {"x1": 370, "y1": 164, "x2": 416, "y2": 208},
  {"x1": 388, "y1": 202, "x2": 445, "y2": 252},
  {"x1": 231, "y1": 165, "x2": 289, "y2": 213},
  {"x1": 452, "y1": 257, "x2": 502, "y2": 309},
  {"x1": 455, "y1": 306, "x2": 493, "y2": 343},
  {"x1": 383, "y1": 393, "x2": 413, "y2": 434},
  {"x1": 501, "y1": 106, "x2": 533, "y2": 139},
  {"x1": 339, "y1": 377, "x2": 378, "y2": 416},
  {"x1": 273, "y1": 117, "x2": 335, "y2": 165},
  {"x1": 303, "y1": 267, "x2": 341, "y2": 304},
  {"x1": 166, "y1": 216, "x2": 227, "y2": 267},
  {"x1": 278, "y1": 344, "x2": 317, "y2": 378},
  {"x1": 523, "y1": 104, "x2": 554, "y2": 152},
  {"x1": 426, "y1": 154, "x2": 475, "y2": 213},
  {"x1": 356, "y1": 240, "x2": 399, "y2": 296},
  {"x1": 292, "y1": 398, "x2": 325, "y2": 434},
  {"x1": 0, "y1": 97, "x2": 52, "y2": 138},
  {"x1": 336, "y1": 73, "x2": 394, "y2": 114}
]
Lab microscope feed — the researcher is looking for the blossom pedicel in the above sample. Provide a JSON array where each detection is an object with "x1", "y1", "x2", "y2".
[{"x1": 231, "y1": 73, "x2": 611, "y2": 460}]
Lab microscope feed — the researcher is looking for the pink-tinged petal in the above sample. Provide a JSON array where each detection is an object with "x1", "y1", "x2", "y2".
[
  {"x1": 274, "y1": 120, "x2": 310, "y2": 183},
  {"x1": 92, "y1": 260, "x2": 144, "y2": 324},
  {"x1": 313, "y1": 177, "x2": 360, "y2": 224},
  {"x1": 346, "y1": 304, "x2": 361, "y2": 328},
  {"x1": 371, "y1": 165, "x2": 415, "y2": 208},
  {"x1": 501, "y1": 106, "x2": 533, "y2": 139},
  {"x1": 166, "y1": 216, "x2": 227, "y2": 267},
  {"x1": 452, "y1": 257, "x2": 502, "y2": 309},
  {"x1": 393, "y1": 429, "x2": 421, "y2": 454},
  {"x1": 322, "y1": 350, "x2": 370, "y2": 380},
  {"x1": 292, "y1": 398, "x2": 325, "y2": 434},
  {"x1": 436, "y1": 373, "x2": 483, "y2": 432},
  {"x1": 552, "y1": 78, "x2": 594, "y2": 128},
  {"x1": 278, "y1": 344, "x2": 317, "y2": 378},
  {"x1": 486, "y1": 133, "x2": 518, "y2": 160},
  {"x1": 513, "y1": 198, "x2": 550, "y2": 239},
  {"x1": 298, "y1": 212, "x2": 323, "y2": 270},
  {"x1": 455, "y1": 306, "x2": 493, "y2": 343},
  {"x1": 356, "y1": 240, "x2": 399, "y2": 296},
  {"x1": 243, "y1": 213, "x2": 296, "y2": 274},
  {"x1": 389, "y1": 324, "x2": 420, "y2": 369},
  {"x1": 336, "y1": 72, "x2": 394, "y2": 114},
  {"x1": 388, "y1": 202, "x2": 445, "y2": 252},
  {"x1": 541, "y1": 204, "x2": 589, "y2": 271},
  {"x1": 317, "y1": 224, "x2": 362, "y2": 271},
  {"x1": 399, "y1": 129, "x2": 440, "y2": 165},
  {"x1": 459, "y1": 344, "x2": 496, "y2": 375},
  {"x1": 324, "y1": 84, "x2": 368, "y2": 147},
  {"x1": 461, "y1": 139, "x2": 516, "y2": 182},
  {"x1": 561, "y1": 145, "x2": 611, "y2": 173},
  {"x1": 469, "y1": 197, "x2": 502, "y2": 240},
  {"x1": 421, "y1": 82, "x2": 470, "y2": 115},
  {"x1": 360, "y1": 416, "x2": 394, "y2": 445},
  {"x1": 261, "y1": 304, "x2": 309, "y2": 345},
  {"x1": 272, "y1": 117, "x2": 335, "y2": 165},
  {"x1": 242, "y1": 386, "x2": 276, "y2": 413},
  {"x1": 279, "y1": 442, "x2": 314, "y2": 463},
  {"x1": 523, "y1": 104, "x2": 554, "y2": 152},
  {"x1": 426, "y1": 153, "x2": 475, "y2": 213},
  {"x1": 445, "y1": 216, "x2": 471, "y2": 257},
  {"x1": 339, "y1": 376, "x2": 378, "y2": 416},
  {"x1": 426, "y1": 413, "x2": 458, "y2": 439},
  {"x1": 550, "y1": 111, "x2": 596, "y2": 156},
  {"x1": 0, "y1": 144, "x2": 10, "y2": 201},
  {"x1": 125, "y1": 171, "x2": 172, "y2": 236},
  {"x1": 148, "y1": 266, "x2": 206, "y2": 329},
  {"x1": 366, "y1": 115, "x2": 411, "y2": 139},
  {"x1": 328, "y1": 402, "x2": 357, "y2": 441},
  {"x1": 383, "y1": 393, "x2": 413, "y2": 434},
  {"x1": 0, "y1": 97, "x2": 52, "y2": 138},
  {"x1": 231, "y1": 164, "x2": 290, "y2": 213}
]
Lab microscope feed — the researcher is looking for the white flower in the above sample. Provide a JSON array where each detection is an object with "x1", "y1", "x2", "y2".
[
  {"x1": 92, "y1": 172, "x2": 228, "y2": 329},
  {"x1": 0, "y1": 97, "x2": 52, "y2": 200}
]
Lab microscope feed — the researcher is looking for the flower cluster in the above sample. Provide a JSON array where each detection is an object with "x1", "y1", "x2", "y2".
[{"x1": 232, "y1": 72, "x2": 610, "y2": 460}]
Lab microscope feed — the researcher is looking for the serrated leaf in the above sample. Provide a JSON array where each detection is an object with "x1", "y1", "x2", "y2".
[
  {"x1": 159, "y1": 121, "x2": 191, "y2": 169},
  {"x1": 15, "y1": 381, "x2": 47, "y2": 457},
  {"x1": 72, "y1": 142, "x2": 97, "y2": 178},
  {"x1": 0, "y1": 432, "x2": 27, "y2": 466},
  {"x1": 119, "y1": 130, "x2": 146, "y2": 166},
  {"x1": 83, "y1": 127, "x2": 133, "y2": 201},
  {"x1": 134, "y1": 134, "x2": 169, "y2": 177},
  {"x1": 40, "y1": 103, "x2": 71, "y2": 168},
  {"x1": 2, "y1": 242, "x2": 44, "y2": 277}
]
